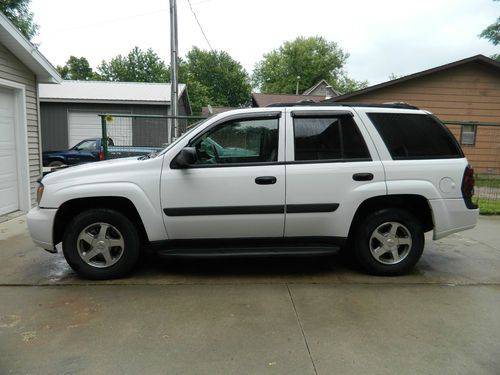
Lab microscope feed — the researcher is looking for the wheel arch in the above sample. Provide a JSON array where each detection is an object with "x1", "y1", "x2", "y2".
[
  {"x1": 348, "y1": 194, "x2": 434, "y2": 241},
  {"x1": 45, "y1": 156, "x2": 65, "y2": 166},
  {"x1": 53, "y1": 196, "x2": 149, "y2": 246}
]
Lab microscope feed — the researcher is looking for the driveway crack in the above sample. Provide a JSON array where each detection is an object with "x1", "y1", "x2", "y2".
[{"x1": 287, "y1": 284, "x2": 318, "y2": 375}]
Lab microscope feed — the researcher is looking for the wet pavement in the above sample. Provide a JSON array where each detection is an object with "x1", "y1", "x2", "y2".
[{"x1": 0, "y1": 216, "x2": 499, "y2": 374}]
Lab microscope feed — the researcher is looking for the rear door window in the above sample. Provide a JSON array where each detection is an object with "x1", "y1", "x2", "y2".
[
  {"x1": 293, "y1": 115, "x2": 370, "y2": 162},
  {"x1": 368, "y1": 113, "x2": 463, "y2": 159}
]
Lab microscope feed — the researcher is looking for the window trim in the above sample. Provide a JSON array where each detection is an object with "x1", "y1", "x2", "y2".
[
  {"x1": 292, "y1": 115, "x2": 372, "y2": 163},
  {"x1": 179, "y1": 114, "x2": 281, "y2": 168},
  {"x1": 291, "y1": 110, "x2": 354, "y2": 118},
  {"x1": 460, "y1": 124, "x2": 477, "y2": 146},
  {"x1": 188, "y1": 112, "x2": 281, "y2": 146}
]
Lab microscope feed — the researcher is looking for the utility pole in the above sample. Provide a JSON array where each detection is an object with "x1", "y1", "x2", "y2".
[{"x1": 169, "y1": 0, "x2": 179, "y2": 143}]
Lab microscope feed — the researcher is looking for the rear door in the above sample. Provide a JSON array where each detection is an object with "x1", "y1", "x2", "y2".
[{"x1": 284, "y1": 108, "x2": 386, "y2": 238}]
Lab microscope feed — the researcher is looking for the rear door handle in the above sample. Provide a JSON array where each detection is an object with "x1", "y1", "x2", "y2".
[
  {"x1": 353, "y1": 173, "x2": 374, "y2": 181},
  {"x1": 255, "y1": 176, "x2": 277, "y2": 185}
]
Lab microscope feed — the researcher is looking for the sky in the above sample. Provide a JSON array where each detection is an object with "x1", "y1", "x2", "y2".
[{"x1": 31, "y1": 0, "x2": 499, "y2": 86}]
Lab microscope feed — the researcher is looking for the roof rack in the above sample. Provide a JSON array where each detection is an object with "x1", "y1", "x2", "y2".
[{"x1": 266, "y1": 101, "x2": 420, "y2": 110}]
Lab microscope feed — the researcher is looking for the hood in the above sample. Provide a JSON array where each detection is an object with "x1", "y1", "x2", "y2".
[
  {"x1": 43, "y1": 149, "x2": 67, "y2": 155},
  {"x1": 41, "y1": 156, "x2": 143, "y2": 185}
]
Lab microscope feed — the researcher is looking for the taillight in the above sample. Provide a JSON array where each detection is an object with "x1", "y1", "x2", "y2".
[
  {"x1": 99, "y1": 150, "x2": 104, "y2": 161},
  {"x1": 461, "y1": 165, "x2": 478, "y2": 209},
  {"x1": 36, "y1": 183, "x2": 44, "y2": 206}
]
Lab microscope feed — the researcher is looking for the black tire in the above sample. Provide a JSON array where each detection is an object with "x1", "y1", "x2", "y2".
[
  {"x1": 353, "y1": 208, "x2": 424, "y2": 276},
  {"x1": 62, "y1": 209, "x2": 140, "y2": 279},
  {"x1": 48, "y1": 161, "x2": 64, "y2": 167}
]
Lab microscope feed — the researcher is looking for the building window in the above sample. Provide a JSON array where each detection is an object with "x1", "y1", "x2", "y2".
[{"x1": 461, "y1": 125, "x2": 476, "y2": 146}]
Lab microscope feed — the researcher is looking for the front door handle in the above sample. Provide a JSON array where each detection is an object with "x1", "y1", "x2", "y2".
[
  {"x1": 255, "y1": 176, "x2": 277, "y2": 185},
  {"x1": 353, "y1": 173, "x2": 374, "y2": 181}
]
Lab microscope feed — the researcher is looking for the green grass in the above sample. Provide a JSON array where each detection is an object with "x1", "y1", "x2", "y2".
[{"x1": 475, "y1": 198, "x2": 500, "y2": 215}]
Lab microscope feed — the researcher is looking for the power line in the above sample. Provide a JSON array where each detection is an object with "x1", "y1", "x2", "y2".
[
  {"x1": 186, "y1": 0, "x2": 214, "y2": 51},
  {"x1": 41, "y1": 8, "x2": 169, "y2": 35}
]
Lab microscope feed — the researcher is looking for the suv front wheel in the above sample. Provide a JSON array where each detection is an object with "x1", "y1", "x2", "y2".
[
  {"x1": 62, "y1": 208, "x2": 140, "y2": 279},
  {"x1": 353, "y1": 208, "x2": 424, "y2": 276}
]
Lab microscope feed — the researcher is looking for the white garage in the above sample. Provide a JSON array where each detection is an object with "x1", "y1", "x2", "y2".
[
  {"x1": 39, "y1": 81, "x2": 191, "y2": 152},
  {"x1": 0, "y1": 87, "x2": 19, "y2": 215},
  {"x1": 68, "y1": 111, "x2": 132, "y2": 148},
  {"x1": 0, "y1": 12, "x2": 61, "y2": 218}
]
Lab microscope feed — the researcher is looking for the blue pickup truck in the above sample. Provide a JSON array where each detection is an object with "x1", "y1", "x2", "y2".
[{"x1": 42, "y1": 138, "x2": 163, "y2": 167}]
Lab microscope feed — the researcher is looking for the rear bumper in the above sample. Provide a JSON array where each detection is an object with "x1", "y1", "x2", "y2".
[
  {"x1": 26, "y1": 207, "x2": 57, "y2": 251},
  {"x1": 429, "y1": 198, "x2": 479, "y2": 240}
]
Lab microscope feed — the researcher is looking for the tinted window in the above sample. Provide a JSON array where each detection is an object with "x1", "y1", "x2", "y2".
[
  {"x1": 75, "y1": 140, "x2": 96, "y2": 151},
  {"x1": 293, "y1": 116, "x2": 370, "y2": 161},
  {"x1": 368, "y1": 113, "x2": 463, "y2": 159},
  {"x1": 192, "y1": 118, "x2": 279, "y2": 165}
]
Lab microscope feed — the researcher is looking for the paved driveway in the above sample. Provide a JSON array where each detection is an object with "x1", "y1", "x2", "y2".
[{"x1": 0, "y1": 216, "x2": 499, "y2": 374}]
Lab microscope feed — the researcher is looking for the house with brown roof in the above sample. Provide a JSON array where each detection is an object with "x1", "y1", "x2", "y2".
[
  {"x1": 252, "y1": 80, "x2": 339, "y2": 107},
  {"x1": 252, "y1": 93, "x2": 325, "y2": 107},
  {"x1": 302, "y1": 79, "x2": 339, "y2": 97},
  {"x1": 327, "y1": 55, "x2": 500, "y2": 174}
]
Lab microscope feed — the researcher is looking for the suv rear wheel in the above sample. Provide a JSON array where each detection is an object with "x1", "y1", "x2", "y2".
[
  {"x1": 353, "y1": 208, "x2": 424, "y2": 276},
  {"x1": 62, "y1": 209, "x2": 140, "y2": 279}
]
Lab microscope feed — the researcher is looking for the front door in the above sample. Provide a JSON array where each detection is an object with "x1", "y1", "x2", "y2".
[{"x1": 161, "y1": 112, "x2": 286, "y2": 239}]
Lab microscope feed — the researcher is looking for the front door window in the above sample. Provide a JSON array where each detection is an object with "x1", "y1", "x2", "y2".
[{"x1": 192, "y1": 118, "x2": 279, "y2": 165}]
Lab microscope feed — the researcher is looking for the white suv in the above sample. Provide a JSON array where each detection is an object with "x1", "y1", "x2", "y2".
[{"x1": 27, "y1": 104, "x2": 479, "y2": 279}]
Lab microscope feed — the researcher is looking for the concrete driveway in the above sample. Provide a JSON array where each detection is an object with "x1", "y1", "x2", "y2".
[{"x1": 0, "y1": 216, "x2": 499, "y2": 374}]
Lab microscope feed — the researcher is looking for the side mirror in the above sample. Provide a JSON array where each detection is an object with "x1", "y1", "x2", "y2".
[{"x1": 173, "y1": 147, "x2": 197, "y2": 168}]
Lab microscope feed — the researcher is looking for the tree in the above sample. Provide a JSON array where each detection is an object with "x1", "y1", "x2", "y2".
[
  {"x1": 479, "y1": 0, "x2": 499, "y2": 61},
  {"x1": 480, "y1": 17, "x2": 500, "y2": 46},
  {"x1": 182, "y1": 47, "x2": 251, "y2": 113},
  {"x1": 388, "y1": 73, "x2": 404, "y2": 80},
  {"x1": 97, "y1": 47, "x2": 169, "y2": 82},
  {"x1": 252, "y1": 36, "x2": 367, "y2": 95},
  {"x1": 57, "y1": 56, "x2": 95, "y2": 80},
  {"x1": 0, "y1": 0, "x2": 38, "y2": 39},
  {"x1": 93, "y1": 46, "x2": 251, "y2": 115}
]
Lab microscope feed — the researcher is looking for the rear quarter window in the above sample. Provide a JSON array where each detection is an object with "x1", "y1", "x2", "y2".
[{"x1": 368, "y1": 113, "x2": 463, "y2": 159}]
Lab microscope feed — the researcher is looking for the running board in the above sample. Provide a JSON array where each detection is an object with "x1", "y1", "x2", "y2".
[
  {"x1": 156, "y1": 246, "x2": 340, "y2": 258},
  {"x1": 151, "y1": 237, "x2": 344, "y2": 259}
]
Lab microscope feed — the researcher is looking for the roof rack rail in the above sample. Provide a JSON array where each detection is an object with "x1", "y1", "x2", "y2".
[{"x1": 266, "y1": 101, "x2": 420, "y2": 110}]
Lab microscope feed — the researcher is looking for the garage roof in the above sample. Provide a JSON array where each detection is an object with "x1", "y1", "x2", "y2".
[
  {"x1": 0, "y1": 12, "x2": 61, "y2": 84},
  {"x1": 39, "y1": 80, "x2": 187, "y2": 105}
]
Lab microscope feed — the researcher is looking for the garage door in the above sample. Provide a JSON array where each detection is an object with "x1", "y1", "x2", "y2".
[
  {"x1": 0, "y1": 87, "x2": 19, "y2": 216},
  {"x1": 68, "y1": 112, "x2": 132, "y2": 147}
]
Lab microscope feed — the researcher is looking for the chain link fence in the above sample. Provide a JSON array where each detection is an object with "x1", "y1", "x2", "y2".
[
  {"x1": 444, "y1": 121, "x2": 500, "y2": 215},
  {"x1": 99, "y1": 114, "x2": 205, "y2": 159}
]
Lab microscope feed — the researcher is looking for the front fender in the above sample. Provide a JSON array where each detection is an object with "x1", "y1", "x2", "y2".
[{"x1": 42, "y1": 182, "x2": 168, "y2": 242}]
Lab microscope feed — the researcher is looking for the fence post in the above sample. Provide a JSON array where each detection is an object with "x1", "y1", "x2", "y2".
[{"x1": 101, "y1": 115, "x2": 108, "y2": 160}]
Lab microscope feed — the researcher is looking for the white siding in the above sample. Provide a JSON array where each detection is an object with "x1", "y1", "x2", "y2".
[{"x1": 0, "y1": 42, "x2": 40, "y2": 206}]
